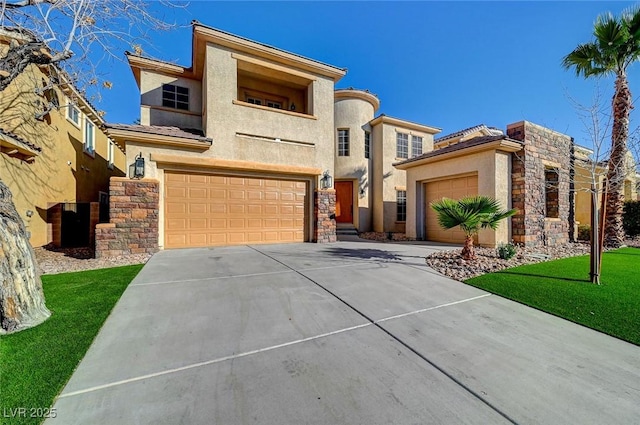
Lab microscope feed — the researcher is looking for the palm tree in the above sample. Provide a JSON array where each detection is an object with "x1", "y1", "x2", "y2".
[
  {"x1": 562, "y1": 6, "x2": 640, "y2": 247},
  {"x1": 431, "y1": 196, "x2": 517, "y2": 260}
]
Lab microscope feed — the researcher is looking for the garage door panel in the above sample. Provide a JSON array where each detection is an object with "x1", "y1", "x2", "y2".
[
  {"x1": 425, "y1": 175, "x2": 478, "y2": 244},
  {"x1": 165, "y1": 171, "x2": 307, "y2": 249}
]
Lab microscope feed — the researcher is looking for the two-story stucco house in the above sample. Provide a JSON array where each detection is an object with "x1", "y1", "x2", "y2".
[
  {"x1": 0, "y1": 29, "x2": 126, "y2": 248},
  {"x1": 101, "y1": 22, "x2": 441, "y2": 253}
]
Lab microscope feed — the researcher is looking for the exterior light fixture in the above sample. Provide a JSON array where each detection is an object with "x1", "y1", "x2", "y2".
[
  {"x1": 26, "y1": 210, "x2": 34, "y2": 218},
  {"x1": 132, "y1": 152, "x2": 145, "y2": 179},
  {"x1": 320, "y1": 170, "x2": 333, "y2": 189},
  {"x1": 290, "y1": 103, "x2": 296, "y2": 112}
]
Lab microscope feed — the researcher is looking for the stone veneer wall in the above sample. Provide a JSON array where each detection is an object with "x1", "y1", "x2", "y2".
[
  {"x1": 508, "y1": 122, "x2": 573, "y2": 247},
  {"x1": 314, "y1": 189, "x2": 337, "y2": 243},
  {"x1": 95, "y1": 177, "x2": 159, "y2": 258}
]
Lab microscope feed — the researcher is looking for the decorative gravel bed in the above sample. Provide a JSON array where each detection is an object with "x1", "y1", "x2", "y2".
[
  {"x1": 34, "y1": 245, "x2": 152, "y2": 275},
  {"x1": 427, "y1": 239, "x2": 639, "y2": 281}
]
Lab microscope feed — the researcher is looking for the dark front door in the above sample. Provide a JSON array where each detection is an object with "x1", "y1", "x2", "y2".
[{"x1": 335, "y1": 181, "x2": 353, "y2": 224}]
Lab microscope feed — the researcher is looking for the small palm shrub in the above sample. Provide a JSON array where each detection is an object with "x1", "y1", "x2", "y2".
[
  {"x1": 431, "y1": 196, "x2": 517, "y2": 260},
  {"x1": 497, "y1": 242, "x2": 517, "y2": 260}
]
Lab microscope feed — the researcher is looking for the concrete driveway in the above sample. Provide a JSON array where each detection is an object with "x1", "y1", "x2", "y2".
[{"x1": 48, "y1": 241, "x2": 640, "y2": 424}]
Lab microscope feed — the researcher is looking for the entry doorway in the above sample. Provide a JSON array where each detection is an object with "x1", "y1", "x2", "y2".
[{"x1": 335, "y1": 181, "x2": 353, "y2": 224}]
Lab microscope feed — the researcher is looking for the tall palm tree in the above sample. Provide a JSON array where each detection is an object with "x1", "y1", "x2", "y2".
[
  {"x1": 431, "y1": 196, "x2": 517, "y2": 260},
  {"x1": 562, "y1": 6, "x2": 640, "y2": 247}
]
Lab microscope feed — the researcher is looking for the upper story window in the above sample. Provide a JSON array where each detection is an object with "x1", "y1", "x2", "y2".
[
  {"x1": 411, "y1": 135, "x2": 423, "y2": 157},
  {"x1": 84, "y1": 118, "x2": 95, "y2": 155},
  {"x1": 396, "y1": 132, "x2": 408, "y2": 159},
  {"x1": 162, "y1": 84, "x2": 189, "y2": 111},
  {"x1": 338, "y1": 129, "x2": 350, "y2": 156},
  {"x1": 242, "y1": 89, "x2": 287, "y2": 110},
  {"x1": 396, "y1": 190, "x2": 407, "y2": 221},
  {"x1": 364, "y1": 131, "x2": 371, "y2": 159},
  {"x1": 67, "y1": 102, "x2": 80, "y2": 126}
]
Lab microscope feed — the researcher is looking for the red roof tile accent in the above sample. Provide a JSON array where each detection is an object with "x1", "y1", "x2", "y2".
[
  {"x1": 0, "y1": 128, "x2": 42, "y2": 153},
  {"x1": 105, "y1": 124, "x2": 212, "y2": 143}
]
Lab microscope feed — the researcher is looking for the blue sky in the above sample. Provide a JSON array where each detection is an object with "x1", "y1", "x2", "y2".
[{"x1": 99, "y1": 1, "x2": 639, "y2": 149}]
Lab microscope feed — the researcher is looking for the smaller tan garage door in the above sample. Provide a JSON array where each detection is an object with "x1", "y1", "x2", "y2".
[
  {"x1": 165, "y1": 172, "x2": 307, "y2": 248},
  {"x1": 425, "y1": 174, "x2": 478, "y2": 244}
]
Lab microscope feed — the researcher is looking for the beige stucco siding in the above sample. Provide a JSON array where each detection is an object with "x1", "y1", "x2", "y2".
[
  {"x1": 203, "y1": 43, "x2": 335, "y2": 187},
  {"x1": 140, "y1": 69, "x2": 203, "y2": 130},
  {"x1": 404, "y1": 149, "x2": 511, "y2": 247},
  {"x1": 372, "y1": 121, "x2": 435, "y2": 232},
  {"x1": 334, "y1": 97, "x2": 375, "y2": 230}
]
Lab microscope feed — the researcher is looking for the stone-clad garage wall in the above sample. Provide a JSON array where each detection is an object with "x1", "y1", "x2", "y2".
[
  {"x1": 95, "y1": 177, "x2": 159, "y2": 258},
  {"x1": 507, "y1": 121, "x2": 573, "y2": 247}
]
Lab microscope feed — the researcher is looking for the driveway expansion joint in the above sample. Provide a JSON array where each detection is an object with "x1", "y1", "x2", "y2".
[{"x1": 248, "y1": 245, "x2": 518, "y2": 425}]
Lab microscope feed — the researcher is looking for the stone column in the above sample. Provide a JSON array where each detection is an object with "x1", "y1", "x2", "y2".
[
  {"x1": 314, "y1": 189, "x2": 337, "y2": 243},
  {"x1": 95, "y1": 177, "x2": 159, "y2": 258}
]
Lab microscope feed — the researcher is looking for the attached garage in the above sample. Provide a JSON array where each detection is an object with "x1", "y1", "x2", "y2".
[
  {"x1": 425, "y1": 174, "x2": 478, "y2": 243},
  {"x1": 164, "y1": 171, "x2": 307, "y2": 249}
]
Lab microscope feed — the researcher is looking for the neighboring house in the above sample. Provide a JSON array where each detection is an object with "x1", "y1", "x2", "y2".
[
  {"x1": 397, "y1": 121, "x2": 638, "y2": 247},
  {"x1": 0, "y1": 30, "x2": 126, "y2": 248},
  {"x1": 573, "y1": 145, "x2": 638, "y2": 228}
]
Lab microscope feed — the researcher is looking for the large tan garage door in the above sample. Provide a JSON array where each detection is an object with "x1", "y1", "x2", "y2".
[
  {"x1": 425, "y1": 174, "x2": 478, "y2": 244},
  {"x1": 164, "y1": 172, "x2": 307, "y2": 248}
]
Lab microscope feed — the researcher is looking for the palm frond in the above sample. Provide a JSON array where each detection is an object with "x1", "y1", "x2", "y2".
[
  {"x1": 430, "y1": 196, "x2": 517, "y2": 237},
  {"x1": 562, "y1": 43, "x2": 613, "y2": 77}
]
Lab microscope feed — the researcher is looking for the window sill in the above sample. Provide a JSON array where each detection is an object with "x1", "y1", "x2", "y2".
[
  {"x1": 545, "y1": 217, "x2": 561, "y2": 221},
  {"x1": 395, "y1": 221, "x2": 407, "y2": 224},
  {"x1": 233, "y1": 100, "x2": 317, "y2": 120},
  {"x1": 143, "y1": 104, "x2": 201, "y2": 117},
  {"x1": 83, "y1": 149, "x2": 95, "y2": 159},
  {"x1": 395, "y1": 157, "x2": 409, "y2": 162},
  {"x1": 107, "y1": 163, "x2": 114, "y2": 170},
  {"x1": 67, "y1": 116, "x2": 81, "y2": 129}
]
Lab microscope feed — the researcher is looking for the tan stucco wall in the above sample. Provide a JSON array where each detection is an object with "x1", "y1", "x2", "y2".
[
  {"x1": 404, "y1": 149, "x2": 512, "y2": 247},
  {"x1": 371, "y1": 121, "x2": 435, "y2": 232},
  {"x1": 139, "y1": 69, "x2": 203, "y2": 130},
  {"x1": 130, "y1": 42, "x2": 339, "y2": 248},
  {"x1": 0, "y1": 62, "x2": 126, "y2": 246},
  {"x1": 334, "y1": 96, "x2": 375, "y2": 230}
]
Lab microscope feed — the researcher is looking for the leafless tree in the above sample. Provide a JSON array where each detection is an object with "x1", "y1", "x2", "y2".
[{"x1": 0, "y1": 0, "x2": 182, "y2": 334}]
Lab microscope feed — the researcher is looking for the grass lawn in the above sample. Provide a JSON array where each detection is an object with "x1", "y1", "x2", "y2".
[
  {"x1": 0, "y1": 265, "x2": 143, "y2": 425},
  {"x1": 466, "y1": 247, "x2": 640, "y2": 346}
]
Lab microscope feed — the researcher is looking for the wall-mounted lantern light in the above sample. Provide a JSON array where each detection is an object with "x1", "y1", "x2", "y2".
[
  {"x1": 131, "y1": 152, "x2": 145, "y2": 179},
  {"x1": 320, "y1": 170, "x2": 333, "y2": 189}
]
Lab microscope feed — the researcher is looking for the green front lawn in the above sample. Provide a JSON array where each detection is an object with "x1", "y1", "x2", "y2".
[
  {"x1": 466, "y1": 248, "x2": 640, "y2": 346},
  {"x1": 0, "y1": 265, "x2": 142, "y2": 425}
]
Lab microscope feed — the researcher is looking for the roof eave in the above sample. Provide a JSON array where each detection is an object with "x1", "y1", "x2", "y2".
[
  {"x1": 105, "y1": 127, "x2": 212, "y2": 150},
  {"x1": 395, "y1": 139, "x2": 522, "y2": 170},
  {"x1": 192, "y1": 24, "x2": 347, "y2": 82}
]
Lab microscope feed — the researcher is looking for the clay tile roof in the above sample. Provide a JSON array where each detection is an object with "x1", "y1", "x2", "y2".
[
  {"x1": 434, "y1": 124, "x2": 488, "y2": 143},
  {"x1": 0, "y1": 128, "x2": 42, "y2": 153},
  {"x1": 396, "y1": 134, "x2": 522, "y2": 166},
  {"x1": 105, "y1": 124, "x2": 212, "y2": 143}
]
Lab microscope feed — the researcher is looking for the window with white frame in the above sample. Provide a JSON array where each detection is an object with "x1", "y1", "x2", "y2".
[
  {"x1": 162, "y1": 84, "x2": 189, "y2": 111},
  {"x1": 67, "y1": 102, "x2": 80, "y2": 126},
  {"x1": 338, "y1": 129, "x2": 350, "y2": 156},
  {"x1": 396, "y1": 132, "x2": 408, "y2": 159},
  {"x1": 396, "y1": 190, "x2": 407, "y2": 221},
  {"x1": 411, "y1": 135, "x2": 423, "y2": 157},
  {"x1": 84, "y1": 118, "x2": 95, "y2": 155},
  {"x1": 107, "y1": 139, "x2": 115, "y2": 168},
  {"x1": 364, "y1": 131, "x2": 371, "y2": 159}
]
